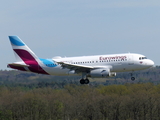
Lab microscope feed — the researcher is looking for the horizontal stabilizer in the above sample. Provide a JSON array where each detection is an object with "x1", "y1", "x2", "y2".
[{"x1": 7, "y1": 63, "x2": 29, "y2": 67}]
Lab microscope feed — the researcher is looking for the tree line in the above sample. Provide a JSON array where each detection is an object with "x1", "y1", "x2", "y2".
[
  {"x1": 0, "y1": 66, "x2": 160, "y2": 88},
  {"x1": 0, "y1": 83, "x2": 160, "y2": 120},
  {"x1": 0, "y1": 67, "x2": 159, "y2": 119}
]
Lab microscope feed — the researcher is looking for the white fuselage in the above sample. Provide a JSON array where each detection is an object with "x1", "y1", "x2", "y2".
[{"x1": 39, "y1": 53, "x2": 154, "y2": 76}]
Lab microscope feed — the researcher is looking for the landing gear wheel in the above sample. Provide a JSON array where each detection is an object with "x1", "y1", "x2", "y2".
[
  {"x1": 80, "y1": 79, "x2": 90, "y2": 84},
  {"x1": 80, "y1": 79, "x2": 85, "y2": 84},
  {"x1": 84, "y1": 79, "x2": 89, "y2": 84},
  {"x1": 131, "y1": 77, "x2": 135, "y2": 81}
]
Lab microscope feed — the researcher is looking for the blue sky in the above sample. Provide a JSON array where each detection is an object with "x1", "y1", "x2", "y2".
[{"x1": 1, "y1": 0, "x2": 160, "y2": 70}]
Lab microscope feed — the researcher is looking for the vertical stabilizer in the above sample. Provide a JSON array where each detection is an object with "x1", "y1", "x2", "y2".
[
  {"x1": 8, "y1": 36, "x2": 49, "y2": 74},
  {"x1": 9, "y1": 36, "x2": 39, "y2": 63}
]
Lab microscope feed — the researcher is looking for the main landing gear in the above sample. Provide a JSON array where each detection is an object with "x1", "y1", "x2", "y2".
[
  {"x1": 80, "y1": 73, "x2": 90, "y2": 84},
  {"x1": 80, "y1": 78, "x2": 90, "y2": 84}
]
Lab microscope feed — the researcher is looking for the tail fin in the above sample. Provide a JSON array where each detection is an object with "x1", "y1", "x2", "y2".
[
  {"x1": 8, "y1": 36, "x2": 49, "y2": 74},
  {"x1": 8, "y1": 36, "x2": 39, "y2": 63}
]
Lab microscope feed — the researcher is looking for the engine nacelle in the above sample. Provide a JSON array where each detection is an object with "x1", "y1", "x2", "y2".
[
  {"x1": 67, "y1": 70, "x2": 80, "y2": 76},
  {"x1": 68, "y1": 70, "x2": 75, "y2": 75},
  {"x1": 89, "y1": 69, "x2": 116, "y2": 78}
]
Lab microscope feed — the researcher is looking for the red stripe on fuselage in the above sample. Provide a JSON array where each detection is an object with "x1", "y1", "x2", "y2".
[{"x1": 14, "y1": 49, "x2": 49, "y2": 75}]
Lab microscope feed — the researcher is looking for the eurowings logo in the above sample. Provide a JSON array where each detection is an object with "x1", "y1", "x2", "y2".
[{"x1": 99, "y1": 56, "x2": 127, "y2": 60}]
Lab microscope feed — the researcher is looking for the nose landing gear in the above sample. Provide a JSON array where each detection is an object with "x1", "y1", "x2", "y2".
[{"x1": 130, "y1": 73, "x2": 135, "y2": 81}]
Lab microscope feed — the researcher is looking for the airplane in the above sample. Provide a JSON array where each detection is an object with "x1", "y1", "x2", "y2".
[{"x1": 7, "y1": 36, "x2": 154, "y2": 84}]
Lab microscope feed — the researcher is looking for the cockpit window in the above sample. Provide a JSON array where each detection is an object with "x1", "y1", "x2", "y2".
[{"x1": 139, "y1": 57, "x2": 147, "y2": 60}]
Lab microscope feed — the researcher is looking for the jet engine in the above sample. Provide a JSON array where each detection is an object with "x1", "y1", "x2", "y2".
[
  {"x1": 89, "y1": 69, "x2": 116, "y2": 78},
  {"x1": 67, "y1": 70, "x2": 80, "y2": 76}
]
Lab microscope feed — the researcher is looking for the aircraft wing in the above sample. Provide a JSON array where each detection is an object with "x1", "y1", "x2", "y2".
[{"x1": 56, "y1": 61, "x2": 94, "y2": 73}]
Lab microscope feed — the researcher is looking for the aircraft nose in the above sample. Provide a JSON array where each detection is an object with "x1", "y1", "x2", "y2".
[{"x1": 147, "y1": 60, "x2": 154, "y2": 67}]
